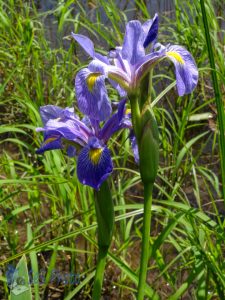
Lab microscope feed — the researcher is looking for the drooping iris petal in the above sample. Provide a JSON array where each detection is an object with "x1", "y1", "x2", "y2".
[
  {"x1": 77, "y1": 137, "x2": 113, "y2": 189},
  {"x1": 122, "y1": 20, "x2": 145, "y2": 65},
  {"x1": 166, "y1": 45, "x2": 198, "y2": 96},
  {"x1": 143, "y1": 14, "x2": 159, "y2": 48},
  {"x1": 75, "y1": 67, "x2": 112, "y2": 121}
]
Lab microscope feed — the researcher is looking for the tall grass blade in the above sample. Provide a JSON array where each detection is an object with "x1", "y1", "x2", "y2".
[{"x1": 200, "y1": 0, "x2": 225, "y2": 205}]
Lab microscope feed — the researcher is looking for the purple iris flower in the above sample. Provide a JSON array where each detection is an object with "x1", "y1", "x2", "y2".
[
  {"x1": 72, "y1": 14, "x2": 198, "y2": 121},
  {"x1": 36, "y1": 101, "x2": 131, "y2": 189}
]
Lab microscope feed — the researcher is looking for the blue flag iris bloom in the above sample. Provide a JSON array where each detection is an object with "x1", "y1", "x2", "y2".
[
  {"x1": 36, "y1": 101, "x2": 131, "y2": 189},
  {"x1": 72, "y1": 14, "x2": 198, "y2": 121}
]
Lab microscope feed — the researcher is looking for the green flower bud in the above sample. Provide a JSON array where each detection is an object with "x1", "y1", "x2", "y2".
[{"x1": 139, "y1": 108, "x2": 159, "y2": 184}]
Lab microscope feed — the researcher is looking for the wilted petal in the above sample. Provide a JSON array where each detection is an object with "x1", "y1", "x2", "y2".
[
  {"x1": 166, "y1": 45, "x2": 198, "y2": 96},
  {"x1": 75, "y1": 67, "x2": 112, "y2": 121},
  {"x1": 143, "y1": 14, "x2": 159, "y2": 48},
  {"x1": 122, "y1": 20, "x2": 145, "y2": 65},
  {"x1": 77, "y1": 137, "x2": 113, "y2": 189}
]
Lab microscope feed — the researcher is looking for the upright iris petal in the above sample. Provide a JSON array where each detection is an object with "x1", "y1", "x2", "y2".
[
  {"x1": 143, "y1": 13, "x2": 159, "y2": 48},
  {"x1": 77, "y1": 137, "x2": 113, "y2": 190},
  {"x1": 122, "y1": 20, "x2": 145, "y2": 66}
]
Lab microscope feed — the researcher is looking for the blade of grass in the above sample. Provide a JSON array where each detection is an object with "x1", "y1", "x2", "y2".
[{"x1": 200, "y1": 0, "x2": 225, "y2": 206}]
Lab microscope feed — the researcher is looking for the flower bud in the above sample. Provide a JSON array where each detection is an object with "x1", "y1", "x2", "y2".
[{"x1": 139, "y1": 108, "x2": 159, "y2": 184}]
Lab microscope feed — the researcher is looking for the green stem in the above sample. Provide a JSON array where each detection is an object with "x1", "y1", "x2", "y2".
[
  {"x1": 92, "y1": 181, "x2": 114, "y2": 299},
  {"x1": 200, "y1": 0, "x2": 225, "y2": 205},
  {"x1": 92, "y1": 246, "x2": 108, "y2": 300},
  {"x1": 137, "y1": 182, "x2": 153, "y2": 300}
]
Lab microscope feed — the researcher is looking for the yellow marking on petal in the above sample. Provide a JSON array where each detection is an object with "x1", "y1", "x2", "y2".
[
  {"x1": 89, "y1": 148, "x2": 103, "y2": 165},
  {"x1": 86, "y1": 73, "x2": 101, "y2": 92},
  {"x1": 167, "y1": 51, "x2": 184, "y2": 64},
  {"x1": 44, "y1": 137, "x2": 58, "y2": 145},
  {"x1": 125, "y1": 108, "x2": 131, "y2": 115}
]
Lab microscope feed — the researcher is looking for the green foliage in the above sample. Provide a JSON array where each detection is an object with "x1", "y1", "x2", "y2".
[{"x1": 0, "y1": 0, "x2": 225, "y2": 299}]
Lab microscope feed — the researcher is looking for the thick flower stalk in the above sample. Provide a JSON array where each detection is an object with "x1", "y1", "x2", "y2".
[{"x1": 72, "y1": 13, "x2": 198, "y2": 300}]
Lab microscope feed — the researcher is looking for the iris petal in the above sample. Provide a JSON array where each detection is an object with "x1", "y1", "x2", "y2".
[
  {"x1": 99, "y1": 99, "x2": 131, "y2": 142},
  {"x1": 75, "y1": 68, "x2": 112, "y2": 121},
  {"x1": 36, "y1": 131, "x2": 62, "y2": 154},
  {"x1": 71, "y1": 33, "x2": 95, "y2": 58},
  {"x1": 77, "y1": 142, "x2": 113, "y2": 189},
  {"x1": 39, "y1": 106, "x2": 62, "y2": 125},
  {"x1": 143, "y1": 13, "x2": 159, "y2": 48},
  {"x1": 166, "y1": 45, "x2": 198, "y2": 96},
  {"x1": 122, "y1": 20, "x2": 145, "y2": 65}
]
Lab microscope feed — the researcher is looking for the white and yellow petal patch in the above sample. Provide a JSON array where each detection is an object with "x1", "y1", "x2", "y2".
[
  {"x1": 166, "y1": 51, "x2": 184, "y2": 64},
  {"x1": 86, "y1": 73, "x2": 101, "y2": 92}
]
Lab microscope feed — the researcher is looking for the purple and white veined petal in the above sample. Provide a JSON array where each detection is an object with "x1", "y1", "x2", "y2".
[
  {"x1": 122, "y1": 20, "x2": 145, "y2": 66},
  {"x1": 45, "y1": 118, "x2": 91, "y2": 142},
  {"x1": 75, "y1": 68, "x2": 112, "y2": 121},
  {"x1": 166, "y1": 45, "x2": 198, "y2": 96},
  {"x1": 142, "y1": 14, "x2": 159, "y2": 48},
  {"x1": 39, "y1": 105, "x2": 72, "y2": 125},
  {"x1": 77, "y1": 137, "x2": 113, "y2": 189},
  {"x1": 39, "y1": 105, "x2": 79, "y2": 126}
]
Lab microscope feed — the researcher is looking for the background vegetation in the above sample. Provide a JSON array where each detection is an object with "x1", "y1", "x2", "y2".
[{"x1": 0, "y1": 0, "x2": 224, "y2": 299}]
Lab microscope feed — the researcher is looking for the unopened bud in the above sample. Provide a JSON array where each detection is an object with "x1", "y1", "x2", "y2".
[{"x1": 139, "y1": 108, "x2": 159, "y2": 184}]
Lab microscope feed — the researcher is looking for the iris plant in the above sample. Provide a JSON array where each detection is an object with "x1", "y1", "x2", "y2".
[{"x1": 36, "y1": 12, "x2": 198, "y2": 300}]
